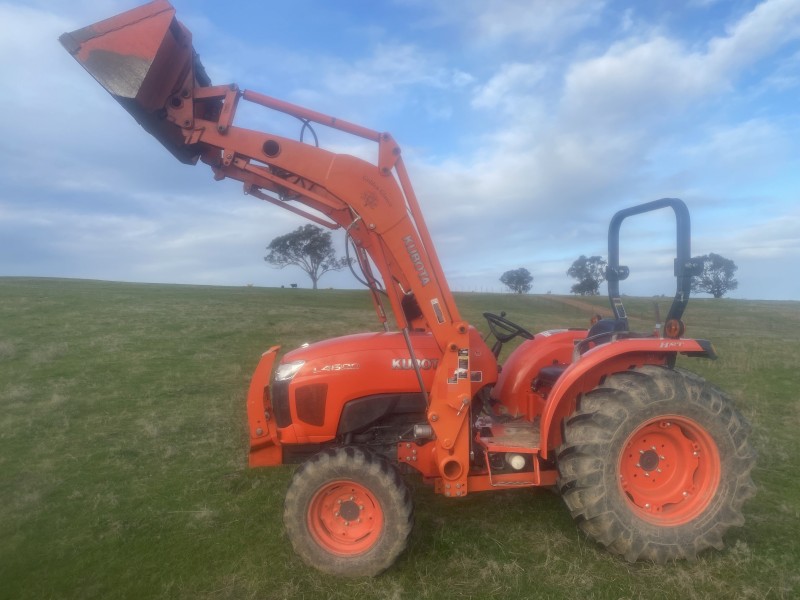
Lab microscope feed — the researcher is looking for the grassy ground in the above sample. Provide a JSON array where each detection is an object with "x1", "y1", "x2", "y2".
[{"x1": 1, "y1": 277, "x2": 798, "y2": 599}]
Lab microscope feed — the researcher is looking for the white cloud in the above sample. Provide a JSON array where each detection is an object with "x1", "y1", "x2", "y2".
[
  {"x1": 562, "y1": 37, "x2": 713, "y2": 130},
  {"x1": 704, "y1": 208, "x2": 800, "y2": 260},
  {"x1": 326, "y1": 43, "x2": 473, "y2": 95},
  {"x1": 472, "y1": 63, "x2": 547, "y2": 111},
  {"x1": 464, "y1": 0, "x2": 799, "y2": 206},
  {"x1": 707, "y1": 0, "x2": 800, "y2": 73},
  {"x1": 683, "y1": 119, "x2": 793, "y2": 180},
  {"x1": 399, "y1": 0, "x2": 800, "y2": 299},
  {"x1": 763, "y1": 49, "x2": 800, "y2": 90},
  {"x1": 417, "y1": 0, "x2": 605, "y2": 48},
  {"x1": 562, "y1": 0, "x2": 800, "y2": 130}
]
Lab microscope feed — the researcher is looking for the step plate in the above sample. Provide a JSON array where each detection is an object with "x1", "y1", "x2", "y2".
[{"x1": 480, "y1": 421, "x2": 541, "y2": 453}]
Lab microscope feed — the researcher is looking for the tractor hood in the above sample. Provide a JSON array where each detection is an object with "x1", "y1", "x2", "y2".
[
  {"x1": 284, "y1": 331, "x2": 438, "y2": 363},
  {"x1": 278, "y1": 332, "x2": 442, "y2": 396},
  {"x1": 276, "y1": 329, "x2": 496, "y2": 399}
]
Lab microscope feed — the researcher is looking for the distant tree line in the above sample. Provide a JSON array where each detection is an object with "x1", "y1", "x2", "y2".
[
  {"x1": 265, "y1": 225, "x2": 738, "y2": 298},
  {"x1": 498, "y1": 253, "x2": 738, "y2": 298}
]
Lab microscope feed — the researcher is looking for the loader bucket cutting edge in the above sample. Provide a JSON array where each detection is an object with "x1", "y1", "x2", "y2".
[{"x1": 59, "y1": 0, "x2": 211, "y2": 164}]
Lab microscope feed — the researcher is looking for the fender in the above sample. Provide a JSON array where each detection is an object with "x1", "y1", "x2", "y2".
[
  {"x1": 490, "y1": 329, "x2": 584, "y2": 419},
  {"x1": 247, "y1": 346, "x2": 283, "y2": 467},
  {"x1": 539, "y1": 337, "x2": 714, "y2": 459}
]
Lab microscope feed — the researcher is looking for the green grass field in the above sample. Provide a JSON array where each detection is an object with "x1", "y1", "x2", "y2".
[{"x1": 1, "y1": 277, "x2": 798, "y2": 599}]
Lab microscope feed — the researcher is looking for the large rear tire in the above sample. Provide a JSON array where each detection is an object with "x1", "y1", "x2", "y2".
[
  {"x1": 557, "y1": 365, "x2": 756, "y2": 562},
  {"x1": 283, "y1": 447, "x2": 413, "y2": 577}
]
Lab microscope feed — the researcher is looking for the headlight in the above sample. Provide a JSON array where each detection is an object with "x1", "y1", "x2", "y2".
[{"x1": 274, "y1": 360, "x2": 305, "y2": 382}]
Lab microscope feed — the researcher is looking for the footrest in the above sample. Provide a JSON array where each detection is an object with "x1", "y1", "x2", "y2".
[{"x1": 478, "y1": 420, "x2": 541, "y2": 453}]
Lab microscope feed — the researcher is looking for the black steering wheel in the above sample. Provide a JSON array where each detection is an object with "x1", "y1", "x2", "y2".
[{"x1": 482, "y1": 312, "x2": 534, "y2": 343}]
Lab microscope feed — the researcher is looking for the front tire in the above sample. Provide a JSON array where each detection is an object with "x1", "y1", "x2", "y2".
[
  {"x1": 557, "y1": 365, "x2": 756, "y2": 563},
  {"x1": 283, "y1": 447, "x2": 413, "y2": 577}
]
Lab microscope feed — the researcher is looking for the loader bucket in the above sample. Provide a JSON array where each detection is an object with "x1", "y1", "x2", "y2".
[{"x1": 59, "y1": 0, "x2": 212, "y2": 164}]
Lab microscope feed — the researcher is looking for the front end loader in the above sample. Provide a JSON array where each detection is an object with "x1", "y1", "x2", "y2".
[{"x1": 61, "y1": 0, "x2": 756, "y2": 577}]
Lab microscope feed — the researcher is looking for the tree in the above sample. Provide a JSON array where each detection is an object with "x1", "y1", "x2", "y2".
[
  {"x1": 567, "y1": 255, "x2": 607, "y2": 296},
  {"x1": 265, "y1": 224, "x2": 350, "y2": 289},
  {"x1": 691, "y1": 253, "x2": 738, "y2": 298},
  {"x1": 500, "y1": 268, "x2": 533, "y2": 294}
]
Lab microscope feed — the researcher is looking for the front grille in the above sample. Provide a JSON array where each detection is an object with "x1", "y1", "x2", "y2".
[
  {"x1": 295, "y1": 383, "x2": 328, "y2": 427},
  {"x1": 271, "y1": 380, "x2": 292, "y2": 428}
]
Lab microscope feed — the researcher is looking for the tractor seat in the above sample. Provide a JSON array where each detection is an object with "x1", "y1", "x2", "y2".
[
  {"x1": 572, "y1": 317, "x2": 630, "y2": 355},
  {"x1": 586, "y1": 318, "x2": 628, "y2": 344},
  {"x1": 532, "y1": 319, "x2": 630, "y2": 392},
  {"x1": 532, "y1": 364, "x2": 568, "y2": 392}
]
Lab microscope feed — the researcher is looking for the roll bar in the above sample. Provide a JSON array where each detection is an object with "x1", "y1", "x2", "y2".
[{"x1": 606, "y1": 198, "x2": 702, "y2": 329}]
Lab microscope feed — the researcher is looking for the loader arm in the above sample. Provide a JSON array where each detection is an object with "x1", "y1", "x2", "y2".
[{"x1": 61, "y1": 0, "x2": 476, "y2": 493}]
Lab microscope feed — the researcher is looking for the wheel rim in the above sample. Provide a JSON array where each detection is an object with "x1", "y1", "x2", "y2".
[
  {"x1": 618, "y1": 415, "x2": 721, "y2": 526},
  {"x1": 307, "y1": 479, "x2": 384, "y2": 556}
]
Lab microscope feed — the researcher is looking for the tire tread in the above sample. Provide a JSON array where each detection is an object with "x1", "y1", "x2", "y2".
[
  {"x1": 283, "y1": 447, "x2": 413, "y2": 577},
  {"x1": 557, "y1": 365, "x2": 756, "y2": 563}
]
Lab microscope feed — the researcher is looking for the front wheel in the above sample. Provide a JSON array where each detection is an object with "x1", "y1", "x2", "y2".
[
  {"x1": 557, "y1": 365, "x2": 756, "y2": 563},
  {"x1": 283, "y1": 447, "x2": 413, "y2": 577}
]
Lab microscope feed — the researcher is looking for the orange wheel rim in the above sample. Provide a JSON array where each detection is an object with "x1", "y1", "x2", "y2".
[
  {"x1": 618, "y1": 415, "x2": 721, "y2": 526},
  {"x1": 307, "y1": 480, "x2": 384, "y2": 556}
]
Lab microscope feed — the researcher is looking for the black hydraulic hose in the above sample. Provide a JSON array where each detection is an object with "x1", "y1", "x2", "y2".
[
  {"x1": 402, "y1": 327, "x2": 429, "y2": 406},
  {"x1": 346, "y1": 232, "x2": 387, "y2": 295}
]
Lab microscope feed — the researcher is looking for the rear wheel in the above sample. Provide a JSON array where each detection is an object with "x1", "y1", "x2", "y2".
[
  {"x1": 557, "y1": 365, "x2": 756, "y2": 562},
  {"x1": 284, "y1": 447, "x2": 413, "y2": 576}
]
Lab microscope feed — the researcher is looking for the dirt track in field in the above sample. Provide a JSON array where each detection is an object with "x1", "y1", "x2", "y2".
[
  {"x1": 546, "y1": 295, "x2": 660, "y2": 327},
  {"x1": 548, "y1": 295, "x2": 613, "y2": 317}
]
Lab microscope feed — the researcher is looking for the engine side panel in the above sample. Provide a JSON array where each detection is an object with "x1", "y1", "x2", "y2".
[{"x1": 275, "y1": 329, "x2": 496, "y2": 444}]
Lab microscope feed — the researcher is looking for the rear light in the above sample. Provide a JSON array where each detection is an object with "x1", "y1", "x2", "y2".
[{"x1": 664, "y1": 319, "x2": 685, "y2": 339}]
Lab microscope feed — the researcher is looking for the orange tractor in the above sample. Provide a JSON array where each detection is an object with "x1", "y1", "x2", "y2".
[{"x1": 62, "y1": 1, "x2": 756, "y2": 576}]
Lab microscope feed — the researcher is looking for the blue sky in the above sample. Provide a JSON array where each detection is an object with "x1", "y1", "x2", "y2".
[{"x1": 1, "y1": 0, "x2": 798, "y2": 299}]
